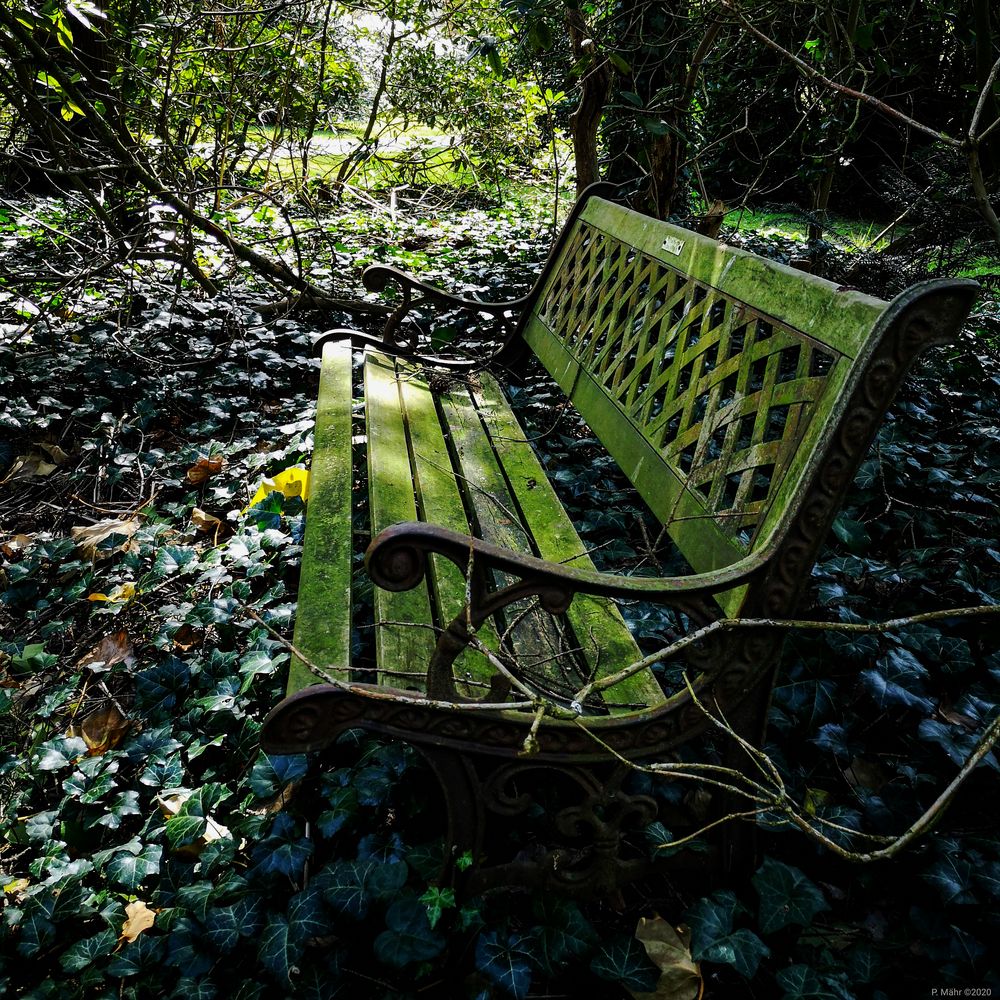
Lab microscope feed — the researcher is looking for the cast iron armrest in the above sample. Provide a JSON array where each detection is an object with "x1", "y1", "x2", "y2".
[
  {"x1": 363, "y1": 264, "x2": 527, "y2": 316},
  {"x1": 361, "y1": 264, "x2": 525, "y2": 356},
  {"x1": 366, "y1": 522, "x2": 775, "y2": 702},
  {"x1": 366, "y1": 521, "x2": 772, "y2": 605}
]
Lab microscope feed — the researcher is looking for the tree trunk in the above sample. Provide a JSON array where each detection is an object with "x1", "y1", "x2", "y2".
[{"x1": 566, "y1": 7, "x2": 612, "y2": 194}]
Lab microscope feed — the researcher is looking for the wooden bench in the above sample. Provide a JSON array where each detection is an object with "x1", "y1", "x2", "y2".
[{"x1": 262, "y1": 185, "x2": 977, "y2": 894}]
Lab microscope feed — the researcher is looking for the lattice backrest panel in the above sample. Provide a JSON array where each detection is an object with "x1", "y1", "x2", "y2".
[{"x1": 527, "y1": 212, "x2": 879, "y2": 569}]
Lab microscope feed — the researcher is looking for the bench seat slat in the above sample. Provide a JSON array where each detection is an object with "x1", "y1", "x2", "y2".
[
  {"x1": 472, "y1": 376, "x2": 665, "y2": 711},
  {"x1": 436, "y1": 381, "x2": 575, "y2": 689},
  {"x1": 288, "y1": 340, "x2": 354, "y2": 693},
  {"x1": 394, "y1": 361, "x2": 500, "y2": 695},
  {"x1": 366, "y1": 352, "x2": 436, "y2": 690}
]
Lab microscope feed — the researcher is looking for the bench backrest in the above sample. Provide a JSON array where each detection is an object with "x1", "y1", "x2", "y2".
[{"x1": 520, "y1": 194, "x2": 976, "y2": 615}]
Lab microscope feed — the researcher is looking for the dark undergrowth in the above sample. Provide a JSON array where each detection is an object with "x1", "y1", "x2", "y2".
[{"x1": 2, "y1": 187, "x2": 1000, "y2": 998}]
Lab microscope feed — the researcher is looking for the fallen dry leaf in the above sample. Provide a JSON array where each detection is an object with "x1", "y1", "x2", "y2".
[
  {"x1": 844, "y1": 755, "x2": 890, "y2": 793},
  {"x1": 633, "y1": 917, "x2": 703, "y2": 1000},
  {"x1": 4, "y1": 452, "x2": 57, "y2": 481},
  {"x1": 938, "y1": 703, "x2": 979, "y2": 730},
  {"x1": 187, "y1": 455, "x2": 223, "y2": 485},
  {"x1": 87, "y1": 582, "x2": 137, "y2": 605},
  {"x1": 80, "y1": 704, "x2": 131, "y2": 755},
  {"x1": 72, "y1": 518, "x2": 139, "y2": 560},
  {"x1": 77, "y1": 630, "x2": 134, "y2": 671},
  {"x1": 1, "y1": 533, "x2": 34, "y2": 559},
  {"x1": 120, "y1": 900, "x2": 156, "y2": 943},
  {"x1": 37, "y1": 441, "x2": 70, "y2": 465},
  {"x1": 172, "y1": 624, "x2": 204, "y2": 652},
  {"x1": 191, "y1": 507, "x2": 224, "y2": 538}
]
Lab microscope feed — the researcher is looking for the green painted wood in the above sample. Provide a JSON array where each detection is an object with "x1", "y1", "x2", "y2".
[
  {"x1": 525, "y1": 317, "x2": 749, "y2": 616},
  {"x1": 366, "y1": 351, "x2": 436, "y2": 690},
  {"x1": 576, "y1": 198, "x2": 886, "y2": 357},
  {"x1": 288, "y1": 340, "x2": 354, "y2": 695},
  {"x1": 473, "y1": 375, "x2": 666, "y2": 711},
  {"x1": 438, "y1": 383, "x2": 579, "y2": 697},
  {"x1": 394, "y1": 363, "x2": 500, "y2": 694}
]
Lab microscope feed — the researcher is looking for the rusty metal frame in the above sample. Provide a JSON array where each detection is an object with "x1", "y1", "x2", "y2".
[{"x1": 262, "y1": 185, "x2": 978, "y2": 895}]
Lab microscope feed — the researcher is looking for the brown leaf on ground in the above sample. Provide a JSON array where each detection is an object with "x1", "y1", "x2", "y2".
[
  {"x1": 632, "y1": 917, "x2": 703, "y2": 1000},
  {"x1": 37, "y1": 441, "x2": 70, "y2": 465},
  {"x1": 80, "y1": 704, "x2": 132, "y2": 755},
  {"x1": 1, "y1": 534, "x2": 34, "y2": 559},
  {"x1": 844, "y1": 755, "x2": 890, "y2": 793},
  {"x1": 186, "y1": 456, "x2": 223, "y2": 484},
  {"x1": 938, "y1": 703, "x2": 979, "y2": 730},
  {"x1": 191, "y1": 507, "x2": 224, "y2": 538},
  {"x1": 4, "y1": 452, "x2": 57, "y2": 481},
  {"x1": 71, "y1": 518, "x2": 140, "y2": 560},
  {"x1": 77, "y1": 630, "x2": 135, "y2": 671},
  {"x1": 172, "y1": 624, "x2": 204, "y2": 652},
  {"x1": 120, "y1": 900, "x2": 156, "y2": 943}
]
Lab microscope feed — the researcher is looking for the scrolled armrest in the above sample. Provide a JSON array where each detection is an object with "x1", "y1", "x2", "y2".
[
  {"x1": 365, "y1": 522, "x2": 772, "y2": 604},
  {"x1": 362, "y1": 264, "x2": 524, "y2": 316}
]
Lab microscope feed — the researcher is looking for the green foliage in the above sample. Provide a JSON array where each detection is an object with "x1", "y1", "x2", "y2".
[{"x1": 2, "y1": 172, "x2": 1000, "y2": 1000}]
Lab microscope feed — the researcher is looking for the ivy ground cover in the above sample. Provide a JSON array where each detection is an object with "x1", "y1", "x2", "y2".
[{"x1": 2, "y1": 192, "x2": 1000, "y2": 998}]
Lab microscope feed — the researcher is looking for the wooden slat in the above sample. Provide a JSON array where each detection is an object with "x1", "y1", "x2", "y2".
[
  {"x1": 288, "y1": 341, "x2": 353, "y2": 695},
  {"x1": 473, "y1": 375, "x2": 665, "y2": 711},
  {"x1": 395, "y1": 363, "x2": 499, "y2": 694},
  {"x1": 365, "y1": 351, "x2": 436, "y2": 689},
  {"x1": 437, "y1": 384, "x2": 577, "y2": 696}
]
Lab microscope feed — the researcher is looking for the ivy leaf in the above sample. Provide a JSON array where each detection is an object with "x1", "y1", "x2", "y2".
[
  {"x1": 60, "y1": 927, "x2": 118, "y2": 971},
  {"x1": 136, "y1": 658, "x2": 191, "y2": 712},
  {"x1": 701, "y1": 927, "x2": 770, "y2": 979},
  {"x1": 687, "y1": 892, "x2": 769, "y2": 978},
  {"x1": 33, "y1": 736, "x2": 87, "y2": 771},
  {"x1": 318, "y1": 860, "x2": 375, "y2": 919},
  {"x1": 166, "y1": 815, "x2": 208, "y2": 851},
  {"x1": 532, "y1": 898, "x2": 598, "y2": 973},
  {"x1": 420, "y1": 886, "x2": 456, "y2": 930},
  {"x1": 249, "y1": 753, "x2": 309, "y2": 799},
  {"x1": 317, "y1": 785, "x2": 358, "y2": 837},
  {"x1": 175, "y1": 881, "x2": 214, "y2": 921},
  {"x1": 202, "y1": 906, "x2": 240, "y2": 953},
  {"x1": 776, "y1": 964, "x2": 843, "y2": 999},
  {"x1": 753, "y1": 857, "x2": 830, "y2": 933},
  {"x1": 14, "y1": 902, "x2": 56, "y2": 957},
  {"x1": 686, "y1": 891, "x2": 737, "y2": 952},
  {"x1": 258, "y1": 913, "x2": 304, "y2": 986},
  {"x1": 153, "y1": 545, "x2": 199, "y2": 577},
  {"x1": 475, "y1": 930, "x2": 536, "y2": 998},
  {"x1": 288, "y1": 884, "x2": 330, "y2": 945},
  {"x1": 252, "y1": 813, "x2": 312, "y2": 879},
  {"x1": 373, "y1": 898, "x2": 445, "y2": 969},
  {"x1": 860, "y1": 648, "x2": 933, "y2": 712},
  {"x1": 367, "y1": 860, "x2": 408, "y2": 901},
  {"x1": 104, "y1": 841, "x2": 162, "y2": 891},
  {"x1": 923, "y1": 853, "x2": 977, "y2": 905},
  {"x1": 107, "y1": 933, "x2": 166, "y2": 978},
  {"x1": 918, "y1": 719, "x2": 1000, "y2": 771},
  {"x1": 170, "y1": 978, "x2": 218, "y2": 1000},
  {"x1": 165, "y1": 918, "x2": 214, "y2": 978},
  {"x1": 590, "y1": 934, "x2": 660, "y2": 992}
]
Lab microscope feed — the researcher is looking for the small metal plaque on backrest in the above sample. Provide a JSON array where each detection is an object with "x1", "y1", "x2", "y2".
[{"x1": 661, "y1": 235, "x2": 684, "y2": 255}]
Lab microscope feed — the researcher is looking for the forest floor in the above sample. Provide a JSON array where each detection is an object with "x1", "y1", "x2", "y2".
[{"x1": 2, "y1": 183, "x2": 1000, "y2": 998}]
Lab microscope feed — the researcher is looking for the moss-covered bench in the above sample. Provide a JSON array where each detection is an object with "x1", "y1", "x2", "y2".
[{"x1": 262, "y1": 185, "x2": 977, "y2": 894}]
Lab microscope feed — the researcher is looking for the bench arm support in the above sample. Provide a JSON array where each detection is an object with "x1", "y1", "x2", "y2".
[
  {"x1": 366, "y1": 521, "x2": 771, "y2": 703},
  {"x1": 362, "y1": 264, "x2": 526, "y2": 356},
  {"x1": 366, "y1": 522, "x2": 770, "y2": 603}
]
